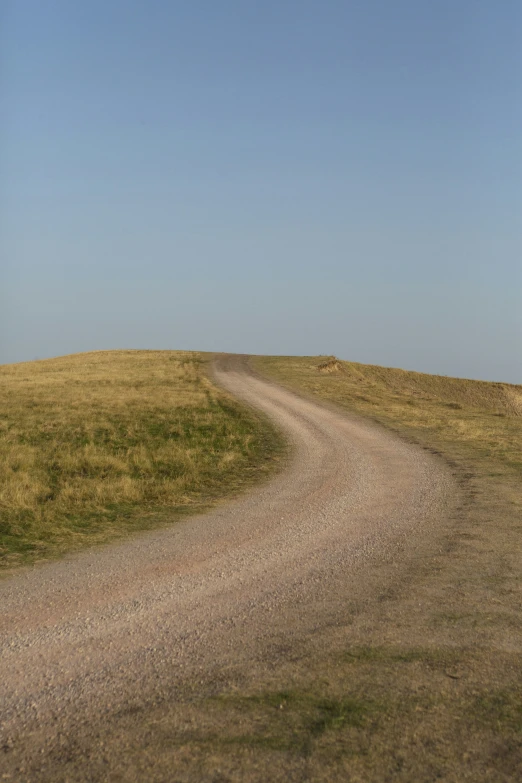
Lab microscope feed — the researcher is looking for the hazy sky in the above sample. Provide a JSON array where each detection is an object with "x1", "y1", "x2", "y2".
[{"x1": 2, "y1": 0, "x2": 521, "y2": 381}]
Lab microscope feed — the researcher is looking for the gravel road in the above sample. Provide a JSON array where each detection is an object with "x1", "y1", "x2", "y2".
[{"x1": 0, "y1": 355, "x2": 456, "y2": 780}]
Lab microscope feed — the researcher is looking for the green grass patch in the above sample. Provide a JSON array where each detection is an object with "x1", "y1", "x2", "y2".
[{"x1": 209, "y1": 688, "x2": 372, "y2": 755}]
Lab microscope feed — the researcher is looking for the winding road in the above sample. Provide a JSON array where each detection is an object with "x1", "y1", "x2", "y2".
[{"x1": 0, "y1": 355, "x2": 455, "y2": 780}]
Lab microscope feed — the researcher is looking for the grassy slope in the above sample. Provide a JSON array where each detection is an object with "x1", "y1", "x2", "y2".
[
  {"x1": 0, "y1": 350, "x2": 285, "y2": 569},
  {"x1": 254, "y1": 355, "x2": 522, "y2": 477},
  {"x1": 164, "y1": 354, "x2": 520, "y2": 782}
]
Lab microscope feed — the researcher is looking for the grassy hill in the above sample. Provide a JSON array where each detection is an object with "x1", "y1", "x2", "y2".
[
  {"x1": 2, "y1": 350, "x2": 520, "y2": 777},
  {"x1": 254, "y1": 354, "x2": 522, "y2": 476},
  {"x1": 0, "y1": 350, "x2": 284, "y2": 569}
]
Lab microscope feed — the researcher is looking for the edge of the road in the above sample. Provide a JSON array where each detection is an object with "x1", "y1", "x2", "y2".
[{"x1": 211, "y1": 352, "x2": 463, "y2": 483}]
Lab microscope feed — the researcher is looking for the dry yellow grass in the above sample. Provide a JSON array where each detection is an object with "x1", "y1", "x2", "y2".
[
  {"x1": 253, "y1": 355, "x2": 522, "y2": 476},
  {"x1": 0, "y1": 350, "x2": 284, "y2": 568}
]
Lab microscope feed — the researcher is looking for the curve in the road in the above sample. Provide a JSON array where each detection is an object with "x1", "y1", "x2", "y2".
[{"x1": 0, "y1": 354, "x2": 456, "y2": 779}]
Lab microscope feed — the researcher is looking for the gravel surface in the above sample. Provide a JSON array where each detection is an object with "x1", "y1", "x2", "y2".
[{"x1": 0, "y1": 355, "x2": 456, "y2": 780}]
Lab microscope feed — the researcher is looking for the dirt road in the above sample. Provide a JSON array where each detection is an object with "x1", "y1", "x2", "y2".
[{"x1": 0, "y1": 355, "x2": 456, "y2": 781}]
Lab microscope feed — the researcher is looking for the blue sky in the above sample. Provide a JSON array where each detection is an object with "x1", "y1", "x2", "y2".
[{"x1": 2, "y1": 0, "x2": 521, "y2": 381}]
